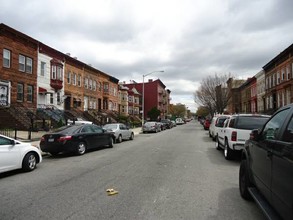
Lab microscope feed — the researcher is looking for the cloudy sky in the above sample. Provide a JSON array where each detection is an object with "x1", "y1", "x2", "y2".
[{"x1": 1, "y1": 0, "x2": 293, "y2": 112}]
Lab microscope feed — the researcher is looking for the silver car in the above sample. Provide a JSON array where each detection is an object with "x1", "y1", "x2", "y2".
[
  {"x1": 142, "y1": 121, "x2": 161, "y2": 133},
  {"x1": 103, "y1": 123, "x2": 134, "y2": 143}
]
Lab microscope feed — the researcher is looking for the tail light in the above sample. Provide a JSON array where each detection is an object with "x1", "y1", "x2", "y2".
[
  {"x1": 231, "y1": 131, "x2": 237, "y2": 141},
  {"x1": 58, "y1": 135, "x2": 72, "y2": 142}
]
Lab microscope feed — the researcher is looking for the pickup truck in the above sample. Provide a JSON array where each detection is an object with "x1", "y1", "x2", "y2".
[
  {"x1": 239, "y1": 104, "x2": 293, "y2": 220},
  {"x1": 216, "y1": 114, "x2": 270, "y2": 160}
]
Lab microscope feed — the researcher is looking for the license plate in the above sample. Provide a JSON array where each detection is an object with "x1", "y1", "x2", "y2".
[{"x1": 48, "y1": 138, "x2": 54, "y2": 142}]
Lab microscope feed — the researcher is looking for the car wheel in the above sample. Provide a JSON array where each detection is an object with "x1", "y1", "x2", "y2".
[
  {"x1": 117, "y1": 135, "x2": 122, "y2": 143},
  {"x1": 108, "y1": 137, "x2": 114, "y2": 148},
  {"x1": 22, "y1": 152, "x2": 37, "y2": 172},
  {"x1": 76, "y1": 142, "x2": 86, "y2": 155},
  {"x1": 215, "y1": 136, "x2": 221, "y2": 150},
  {"x1": 224, "y1": 140, "x2": 233, "y2": 160},
  {"x1": 239, "y1": 160, "x2": 252, "y2": 200},
  {"x1": 129, "y1": 132, "x2": 134, "y2": 140}
]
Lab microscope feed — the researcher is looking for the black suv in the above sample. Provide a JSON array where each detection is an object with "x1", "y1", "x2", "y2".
[{"x1": 239, "y1": 104, "x2": 293, "y2": 220}]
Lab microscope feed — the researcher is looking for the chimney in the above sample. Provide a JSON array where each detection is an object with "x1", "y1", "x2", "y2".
[
  {"x1": 66, "y1": 53, "x2": 71, "y2": 56},
  {"x1": 148, "y1": 79, "x2": 153, "y2": 82}
]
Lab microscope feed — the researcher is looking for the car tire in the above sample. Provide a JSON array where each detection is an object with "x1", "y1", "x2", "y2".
[
  {"x1": 224, "y1": 140, "x2": 233, "y2": 160},
  {"x1": 239, "y1": 160, "x2": 252, "y2": 200},
  {"x1": 215, "y1": 136, "x2": 221, "y2": 150},
  {"x1": 129, "y1": 132, "x2": 134, "y2": 140},
  {"x1": 117, "y1": 135, "x2": 122, "y2": 143},
  {"x1": 76, "y1": 142, "x2": 86, "y2": 155},
  {"x1": 108, "y1": 137, "x2": 114, "y2": 148},
  {"x1": 22, "y1": 152, "x2": 37, "y2": 172}
]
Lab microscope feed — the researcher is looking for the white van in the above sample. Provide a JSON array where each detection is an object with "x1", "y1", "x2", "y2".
[{"x1": 175, "y1": 118, "x2": 184, "y2": 125}]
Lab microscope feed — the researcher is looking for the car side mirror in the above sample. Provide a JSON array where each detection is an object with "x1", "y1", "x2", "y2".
[
  {"x1": 10, "y1": 140, "x2": 16, "y2": 145},
  {"x1": 250, "y1": 129, "x2": 260, "y2": 141}
]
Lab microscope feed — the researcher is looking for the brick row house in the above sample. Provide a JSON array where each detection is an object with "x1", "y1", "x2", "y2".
[
  {"x1": 0, "y1": 23, "x2": 120, "y2": 129},
  {"x1": 226, "y1": 44, "x2": 293, "y2": 114},
  {"x1": 123, "y1": 79, "x2": 171, "y2": 120}
]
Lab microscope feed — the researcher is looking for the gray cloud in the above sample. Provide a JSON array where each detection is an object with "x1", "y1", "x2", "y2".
[{"x1": 1, "y1": 0, "x2": 293, "y2": 112}]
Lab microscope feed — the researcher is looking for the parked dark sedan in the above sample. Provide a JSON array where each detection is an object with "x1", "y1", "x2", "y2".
[{"x1": 40, "y1": 124, "x2": 115, "y2": 156}]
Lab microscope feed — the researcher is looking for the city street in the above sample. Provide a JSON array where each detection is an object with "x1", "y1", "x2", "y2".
[{"x1": 0, "y1": 121, "x2": 265, "y2": 220}]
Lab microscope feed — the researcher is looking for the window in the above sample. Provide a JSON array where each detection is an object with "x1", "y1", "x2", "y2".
[
  {"x1": 26, "y1": 57, "x2": 32, "y2": 73},
  {"x1": 27, "y1": 85, "x2": 33, "y2": 102},
  {"x1": 277, "y1": 72, "x2": 280, "y2": 84},
  {"x1": 19, "y1": 55, "x2": 25, "y2": 72},
  {"x1": 283, "y1": 116, "x2": 293, "y2": 142},
  {"x1": 287, "y1": 65, "x2": 291, "y2": 79},
  {"x1": 40, "y1": 62, "x2": 46, "y2": 76},
  {"x1": 0, "y1": 136, "x2": 12, "y2": 145},
  {"x1": 50, "y1": 93, "x2": 53, "y2": 104},
  {"x1": 19, "y1": 55, "x2": 33, "y2": 73},
  {"x1": 72, "y1": 73, "x2": 76, "y2": 85},
  {"x1": 57, "y1": 66, "x2": 62, "y2": 80},
  {"x1": 17, "y1": 83, "x2": 24, "y2": 102},
  {"x1": 3, "y1": 49, "x2": 11, "y2": 68},
  {"x1": 78, "y1": 75, "x2": 81, "y2": 87},
  {"x1": 67, "y1": 72, "x2": 71, "y2": 84},
  {"x1": 282, "y1": 68, "x2": 285, "y2": 81},
  {"x1": 262, "y1": 108, "x2": 290, "y2": 140},
  {"x1": 84, "y1": 77, "x2": 88, "y2": 89},
  {"x1": 57, "y1": 92, "x2": 61, "y2": 104},
  {"x1": 51, "y1": 66, "x2": 56, "y2": 79},
  {"x1": 89, "y1": 79, "x2": 92, "y2": 90},
  {"x1": 93, "y1": 80, "x2": 96, "y2": 90}
]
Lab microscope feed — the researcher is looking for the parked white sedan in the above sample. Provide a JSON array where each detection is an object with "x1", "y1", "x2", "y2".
[{"x1": 0, "y1": 134, "x2": 42, "y2": 174}]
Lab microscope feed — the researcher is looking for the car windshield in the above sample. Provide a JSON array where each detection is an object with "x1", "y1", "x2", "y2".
[
  {"x1": 103, "y1": 124, "x2": 118, "y2": 130},
  {"x1": 237, "y1": 116, "x2": 269, "y2": 130},
  {"x1": 145, "y1": 122, "x2": 156, "y2": 126}
]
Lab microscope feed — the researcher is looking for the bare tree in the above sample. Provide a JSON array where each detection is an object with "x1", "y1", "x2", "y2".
[{"x1": 194, "y1": 73, "x2": 232, "y2": 116}]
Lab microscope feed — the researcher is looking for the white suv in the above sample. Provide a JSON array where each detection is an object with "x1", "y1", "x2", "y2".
[
  {"x1": 215, "y1": 114, "x2": 270, "y2": 160},
  {"x1": 209, "y1": 115, "x2": 230, "y2": 141}
]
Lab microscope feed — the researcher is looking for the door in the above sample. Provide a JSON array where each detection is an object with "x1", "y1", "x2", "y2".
[
  {"x1": 84, "y1": 96, "x2": 88, "y2": 111},
  {"x1": 0, "y1": 137, "x2": 20, "y2": 172},
  {"x1": 250, "y1": 108, "x2": 290, "y2": 205},
  {"x1": 271, "y1": 113, "x2": 293, "y2": 220}
]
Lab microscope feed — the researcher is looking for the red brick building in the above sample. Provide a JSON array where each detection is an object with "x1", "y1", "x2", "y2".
[{"x1": 124, "y1": 79, "x2": 170, "y2": 120}]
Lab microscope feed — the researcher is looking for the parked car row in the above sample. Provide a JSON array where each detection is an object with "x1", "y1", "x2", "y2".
[
  {"x1": 204, "y1": 104, "x2": 293, "y2": 220},
  {"x1": 0, "y1": 123, "x2": 136, "y2": 175},
  {"x1": 142, "y1": 118, "x2": 189, "y2": 133}
]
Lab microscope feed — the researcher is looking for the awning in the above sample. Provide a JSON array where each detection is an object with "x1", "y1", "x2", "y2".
[{"x1": 38, "y1": 87, "x2": 47, "y2": 93}]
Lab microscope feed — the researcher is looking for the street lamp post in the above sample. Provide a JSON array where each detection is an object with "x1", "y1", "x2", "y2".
[{"x1": 141, "y1": 70, "x2": 164, "y2": 127}]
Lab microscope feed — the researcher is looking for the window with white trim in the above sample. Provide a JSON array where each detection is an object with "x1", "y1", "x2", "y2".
[
  {"x1": 19, "y1": 55, "x2": 25, "y2": 72},
  {"x1": 57, "y1": 92, "x2": 61, "y2": 104},
  {"x1": 93, "y1": 80, "x2": 96, "y2": 90},
  {"x1": 78, "y1": 74, "x2": 81, "y2": 87},
  {"x1": 17, "y1": 83, "x2": 24, "y2": 102},
  {"x1": 51, "y1": 65, "x2": 56, "y2": 79},
  {"x1": 89, "y1": 79, "x2": 92, "y2": 90},
  {"x1": 72, "y1": 73, "x2": 77, "y2": 85},
  {"x1": 50, "y1": 93, "x2": 53, "y2": 104},
  {"x1": 282, "y1": 68, "x2": 285, "y2": 81},
  {"x1": 40, "y1": 62, "x2": 46, "y2": 76},
  {"x1": 277, "y1": 71, "x2": 280, "y2": 84},
  {"x1": 67, "y1": 72, "x2": 71, "y2": 84},
  {"x1": 57, "y1": 66, "x2": 62, "y2": 80},
  {"x1": 84, "y1": 77, "x2": 88, "y2": 89},
  {"x1": 27, "y1": 85, "x2": 33, "y2": 102},
  {"x1": 3, "y1": 49, "x2": 11, "y2": 68},
  {"x1": 26, "y1": 57, "x2": 32, "y2": 73}
]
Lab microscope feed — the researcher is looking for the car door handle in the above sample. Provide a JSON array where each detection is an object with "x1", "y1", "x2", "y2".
[{"x1": 267, "y1": 150, "x2": 273, "y2": 159}]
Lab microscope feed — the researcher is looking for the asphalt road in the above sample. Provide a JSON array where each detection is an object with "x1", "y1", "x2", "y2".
[{"x1": 0, "y1": 121, "x2": 266, "y2": 220}]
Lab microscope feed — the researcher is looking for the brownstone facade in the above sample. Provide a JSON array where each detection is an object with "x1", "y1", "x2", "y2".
[{"x1": 0, "y1": 23, "x2": 38, "y2": 110}]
